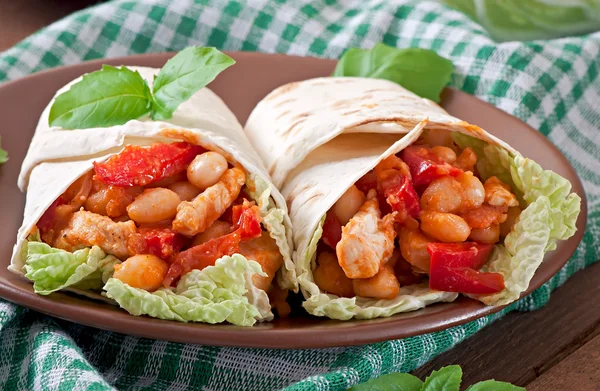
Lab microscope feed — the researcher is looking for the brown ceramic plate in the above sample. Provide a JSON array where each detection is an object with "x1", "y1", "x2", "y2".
[{"x1": 0, "y1": 52, "x2": 587, "y2": 349}]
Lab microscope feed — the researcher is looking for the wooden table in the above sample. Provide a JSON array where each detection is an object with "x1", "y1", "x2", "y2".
[
  {"x1": 2, "y1": 2, "x2": 599, "y2": 390},
  {"x1": 413, "y1": 262, "x2": 600, "y2": 390}
]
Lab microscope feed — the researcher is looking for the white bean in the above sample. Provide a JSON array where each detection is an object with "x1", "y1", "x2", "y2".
[
  {"x1": 332, "y1": 185, "x2": 366, "y2": 225},
  {"x1": 420, "y1": 177, "x2": 463, "y2": 213},
  {"x1": 431, "y1": 146, "x2": 457, "y2": 164},
  {"x1": 127, "y1": 188, "x2": 180, "y2": 224},
  {"x1": 420, "y1": 211, "x2": 471, "y2": 243},
  {"x1": 186, "y1": 152, "x2": 228, "y2": 190},
  {"x1": 469, "y1": 224, "x2": 500, "y2": 244},
  {"x1": 168, "y1": 181, "x2": 201, "y2": 201},
  {"x1": 113, "y1": 254, "x2": 168, "y2": 292},
  {"x1": 456, "y1": 172, "x2": 485, "y2": 210}
]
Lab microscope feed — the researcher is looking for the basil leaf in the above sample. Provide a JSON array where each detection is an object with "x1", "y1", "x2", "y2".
[
  {"x1": 348, "y1": 373, "x2": 423, "y2": 391},
  {"x1": 49, "y1": 65, "x2": 152, "y2": 129},
  {"x1": 151, "y1": 46, "x2": 235, "y2": 120},
  {"x1": 466, "y1": 380, "x2": 526, "y2": 391},
  {"x1": 0, "y1": 137, "x2": 7, "y2": 164},
  {"x1": 421, "y1": 365, "x2": 462, "y2": 391},
  {"x1": 332, "y1": 43, "x2": 453, "y2": 102}
]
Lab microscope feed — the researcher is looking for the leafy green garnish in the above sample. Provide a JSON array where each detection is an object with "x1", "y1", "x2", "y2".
[
  {"x1": 332, "y1": 43, "x2": 453, "y2": 102},
  {"x1": 48, "y1": 46, "x2": 234, "y2": 129},
  {"x1": 348, "y1": 373, "x2": 423, "y2": 391},
  {"x1": 422, "y1": 365, "x2": 462, "y2": 391},
  {"x1": 0, "y1": 136, "x2": 7, "y2": 164},
  {"x1": 466, "y1": 380, "x2": 526, "y2": 391},
  {"x1": 49, "y1": 65, "x2": 152, "y2": 129},
  {"x1": 151, "y1": 46, "x2": 235, "y2": 120},
  {"x1": 441, "y1": 0, "x2": 600, "y2": 42},
  {"x1": 346, "y1": 365, "x2": 526, "y2": 391}
]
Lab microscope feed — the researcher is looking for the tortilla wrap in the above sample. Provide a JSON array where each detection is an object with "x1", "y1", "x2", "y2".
[
  {"x1": 11, "y1": 67, "x2": 296, "y2": 310},
  {"x1": 244, "y1": 77, "x2": 580, "y2": 320}
]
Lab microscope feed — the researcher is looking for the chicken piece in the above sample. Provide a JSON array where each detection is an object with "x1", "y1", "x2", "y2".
[
  {"x1": 84, "y1": 179, "x2": 142, "y2": 218},
  {"x1": 484, "y1": 176, "x2": 519, "y2": 208},
  {"x1": 454, "y1": 147, "x2": 477, "y2": 172},
  {"x1": 239, "y1": 231, "x2": 284, "y2": 291},
  {"x1": 54, "y1": 210, "x2": 136, "y2": 259},
  {"x1": 336, "y1": 198, "x2": 396, "y2": 279},
  {"x1": 173, "y1": 165, "x2": 246, "y2": 237}
]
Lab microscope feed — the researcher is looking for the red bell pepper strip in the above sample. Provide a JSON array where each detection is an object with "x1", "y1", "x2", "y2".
[
  {"x1": 126, "y1": 228, "x2": 187, "y2": 260},
  {"x1": 378, "y1": 171, "x2": 420, "y2": 220},
  {"x1": 401, "y1": 147, "x2": 462, "y2": 187},
  {"x1": 93, "y1": 142, "x2": 205, "y2": 187},
  {"x1": 427, "y1": 242, "x2": 504, "y2": 294},
  {"x1": 322, "y1": 212, "x2": 342, "y2": 249},
  {"x1": 430, "y1": 267, "x2": 505, "y2": 294},
  {"x1": 162, "y1": 201, "x2": 262, "y2": 287},
  {"x1": 428, "y1": 242, "x2": 494, "y2": 270}
]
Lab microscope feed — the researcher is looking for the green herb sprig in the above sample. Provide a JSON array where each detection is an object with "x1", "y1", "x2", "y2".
[
  {"x1": 48, "y1": 46, "x2": 234, "y2": 130},
  {"x1": 0, "y1": 136, "x2": 7, "y2": 164},
  {"x1": 332, "y1": 43, "x2": 453, "y2": 102},
  {"x1": 348, "y1": 365, "x2": 525, "y2": 391}
]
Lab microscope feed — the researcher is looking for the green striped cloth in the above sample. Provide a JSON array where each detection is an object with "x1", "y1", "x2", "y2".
[{"x1": 0, "y1": 1, "x2": 598, "y2": 390}]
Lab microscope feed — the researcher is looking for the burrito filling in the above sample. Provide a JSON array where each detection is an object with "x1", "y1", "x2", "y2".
[
  {"x1": 24, "y1": 141, "x2": 290, "y2": 323},
  {"x1": 314, "y1": 130, "x2": 524, "y2": 299}
]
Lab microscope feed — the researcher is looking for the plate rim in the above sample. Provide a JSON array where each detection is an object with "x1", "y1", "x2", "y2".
[{"x1": 0, "y1": 51, "x2": 588, "y2": 349}]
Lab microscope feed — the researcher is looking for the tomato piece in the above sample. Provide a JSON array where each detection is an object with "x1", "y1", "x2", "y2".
[
  {"x1": 427, "y1": 242, "x2": 494, "y2": 270},
  {"x1": 378, "y1": 171, "x2": 420, "y2": 220},
  {"x1": 429, "y1": 267, "x2": 505, "y2": 294},
  {"x1": 322, "y1": 212, "x2": 342, "y2": 249},
  {"x1": 355, "y1": 170, "x2": 378, "y2": 194},
  {"x1": 427, "y1": 242, "x2": 503, "y2": 294},
  {"x1": 37, "y1": 196, "x2": 67, "y2": 235},
  {"x1": 127, "y1": 228, "x2": 187, "y2": 260},
  {"x1": 163, "y1": 202, "x2": 262, "y2": 287},
  {"x1": 220, "y1": 190, "x2": 248, "y2": 224},
  {"x1": 401, "y1": 146, "x2": 462, "y2": 187},
  {"x1": 93, "y1": 142, "x2": 205, "y2": 187},
  {"x1": 231, "y1": 200, "x2": 262, "y2": 239}
]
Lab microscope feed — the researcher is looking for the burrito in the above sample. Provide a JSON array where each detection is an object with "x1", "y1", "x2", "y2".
[
  {"x1": 11, "y1": 67, "x2": 295, "y2": 326},
  {"x1": 244, "y1": 77, "x2": 581, "y2": 320}
]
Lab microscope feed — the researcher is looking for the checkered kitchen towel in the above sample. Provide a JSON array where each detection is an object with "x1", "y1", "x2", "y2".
[{"x1": 0, "y1": 1, "x2": 598, "y2": 390}]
